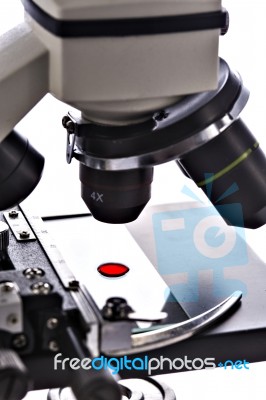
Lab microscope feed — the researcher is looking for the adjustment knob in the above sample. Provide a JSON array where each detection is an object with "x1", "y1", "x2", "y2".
[
  {"x1": 0, "y1": 349, "x2": 30, "y2": 400},
  {"x1": 0, "y1": 221, "x2": 9, "y2": 251}
]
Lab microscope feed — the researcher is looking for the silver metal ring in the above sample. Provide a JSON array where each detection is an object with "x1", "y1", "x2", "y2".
[{"x1": 74, "y1": 114, "x2": 234, "y2": 171}]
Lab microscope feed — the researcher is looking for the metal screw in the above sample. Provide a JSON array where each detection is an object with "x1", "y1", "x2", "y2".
[
  {"x1": 154, "y1": 110, "x2": 169, "y2": 122},
  {"x1": 102, "y1": 297, "x2": 133, "y2": 321},
  {"x1": 19, "y1": 230, "x2": 30, "y2": 239},
  {"x1": 31, "y1": 282, "x2": 52, "y2": 295},
  {"x1": 12, "y1": 334, "x2": 27, "y2": 349},
  {"x1": 23, "y1": 268, "x2": 45, "y2": 279},
  {"x1": 48, "y1": 340, "x2": 59, "y2": 352},
  {"x1": 1, "y1": 282, "x2": 14, "y2": 293},
  {"x1": 7, "y1": 314, "x2": 18, "y2": 326},
  {"x1": 47, "y1": 318, "x2": 59, "y2": 330},
  {"x1": 9, "y1": 210, "x2": 19, "y2": 219},
  {"x1": 66, "y1": 121, "x2": 75, "y2": 134},
  {"x1": 62, "y1": 115, "x2": 71, "y2": 128}
]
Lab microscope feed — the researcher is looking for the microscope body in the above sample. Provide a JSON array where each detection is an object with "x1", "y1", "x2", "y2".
[
  {"x1": 0, "y1": 0, "x2": 238, "y2": 225},
  {"x1": 25, "y1": 0, "x2": 221, "y2": 124},
  {"x1": 2, "y1": 2, "x2": 266, "y2": 399}
]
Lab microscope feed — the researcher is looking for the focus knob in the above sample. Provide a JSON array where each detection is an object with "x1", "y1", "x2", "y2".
[
  {"x1": 0, "y1": 349, "x2": 31, "y2": 400},
  {"x1": 0, "y1": 222, "x2": 9, "y2": 251}
]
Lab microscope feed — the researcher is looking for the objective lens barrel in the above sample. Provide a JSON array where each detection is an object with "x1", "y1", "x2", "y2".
[
  {"x1": 80, "y1": 165, "x2": 153, "y2": 223},
  {"x1": 0, "y1": 130, "x2": 44, "y2": 211},
  {"x1": 178, "y1": 119, "x2": 266, "y2": 228}
]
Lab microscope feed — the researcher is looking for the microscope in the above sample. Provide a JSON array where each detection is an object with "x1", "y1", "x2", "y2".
[{"x1": 1, "y1": 1, "x2": 266, "y2": 400}]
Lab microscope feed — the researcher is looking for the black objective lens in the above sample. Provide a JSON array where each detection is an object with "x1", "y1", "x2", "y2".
[
  {"x1": 80, "y1": 165, "x2": 153, "y2": 223},
  {"x1": 0, "y1": 130, "x2": 44, "y2": 211},
  {"x1": 178, "y1": 119, "x2": 266, "y2": 229}
]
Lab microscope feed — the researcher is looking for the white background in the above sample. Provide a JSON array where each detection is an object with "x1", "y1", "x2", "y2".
[{"x1": 1, "y1": 1, "x2": 266, "y2": 399}]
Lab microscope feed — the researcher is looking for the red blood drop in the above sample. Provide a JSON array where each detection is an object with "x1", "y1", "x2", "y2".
[{"x1": 97, "y1": 263, "x2": 129, "y2": 278}]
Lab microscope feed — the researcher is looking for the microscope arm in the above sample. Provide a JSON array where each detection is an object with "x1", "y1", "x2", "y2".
[{"x1": 0, "y1": 22, "x2": 48, "y2": 144}]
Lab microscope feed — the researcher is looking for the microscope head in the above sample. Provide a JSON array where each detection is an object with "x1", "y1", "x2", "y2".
[
  {"x1": 22, "y1": 0, "x2": 223, "y2": 124},
  {"x1": 3, "y1": 1, "x2": 266, "y2": 227},
  {"x1": 18, "y1": 0, "x2": 233, "y2": 224}
]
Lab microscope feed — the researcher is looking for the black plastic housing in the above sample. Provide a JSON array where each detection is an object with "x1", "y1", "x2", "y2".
[{"x1": 0, "y1": 131, "x2": 44, "y2": 211}]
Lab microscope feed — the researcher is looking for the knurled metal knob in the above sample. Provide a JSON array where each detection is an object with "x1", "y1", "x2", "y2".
[{"x1": 0, "y1": 221, "x2": 9, "y2": 251}]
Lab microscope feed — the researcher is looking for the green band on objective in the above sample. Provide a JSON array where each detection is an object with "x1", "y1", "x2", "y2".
[{"x1": 197, "y1": 142, "x2": 259, "y2": 187}]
